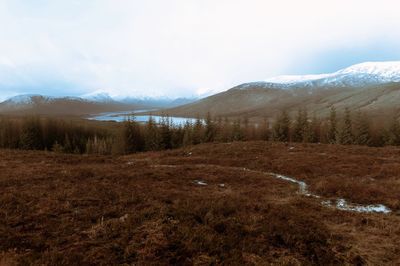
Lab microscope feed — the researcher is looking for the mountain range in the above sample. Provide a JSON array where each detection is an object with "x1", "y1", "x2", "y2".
[
  {"x1": 0, "y1": 93, "x2": 198, "y2": 116},
  {"x1": 1, "y1": 61, "x2": 400, "y2": 119},
  {"x1": 160, "y1": 61, "x2": 400, "y2": 120}
]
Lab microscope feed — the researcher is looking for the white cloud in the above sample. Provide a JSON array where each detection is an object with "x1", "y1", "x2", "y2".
[{"x1": 0, "y1": 0, "x2": 400, "y2": 99}]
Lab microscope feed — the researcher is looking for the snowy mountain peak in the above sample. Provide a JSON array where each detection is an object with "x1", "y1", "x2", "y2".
[
  {"x1": 338, "y1": 61, "x2": 400, "y2": 77},
  {"x1": 80, "y1": 90, "x2": 115, "y2": 103},
  {"x1": 263, "y1": 61, "x2": 400, "y2": 87},
  {"x1": 6, "y1": 94, "x2": 50, "y2": 105}
]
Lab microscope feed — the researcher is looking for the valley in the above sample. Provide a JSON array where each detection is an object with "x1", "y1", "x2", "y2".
[{"x1": 3, "y1": 62, "x2": 400, "y2": 122}]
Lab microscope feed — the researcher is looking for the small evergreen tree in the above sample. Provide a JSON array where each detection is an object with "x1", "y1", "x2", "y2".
[
  {"x1": 338, "y1": 108, "x2": 354, "y2": 145},
  {"x1": 308, "y1": 115, "x2": 321, "y2": 143},
  {"x1": 272, "y1": 110, "x2": 290, "y2": 142},
  {"x1": 192, "y1": 117, "x2": 204, "y2": 144},
  {"x1": 293, "y1": 109, "x2": 309, "y2": 142},
  {"x1": 171, "y1": 125, "x2": 184, "y2": 149},
  {"x1": 354, "y1": 111, "x2": 371, "y2": 146},
  {"x1": 123, "y1": 117, "x2": 144, "y2": 153},
  {"x1": 182, "y1": 121, "x2": 194, "y2": 146},
  {"x1": 20, "y1": 117, "x2": 43, "y2": 150},
  {"x1": 385, "y1": 115, "x2": 400, "y2": 145},
  {"x1": 232, "y1": 119, "x2": 244, "y2": 141},
  {"x1": 204, "y1": 112, "x2": 216, "y2": 142},
  {"x1": 327, "y1": 106, "x2": 338, "y2": 144},
  {"x1": 144, "y1": 116, "x2": 161, "y2": 151},
  {"x1": 260, "y1": 118, "x2": 271, "y2": 141},
  {"x1": 159, "y1": 116, "x2": 172, "y2": 149}
]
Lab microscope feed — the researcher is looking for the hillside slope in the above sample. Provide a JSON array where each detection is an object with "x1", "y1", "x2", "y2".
[{"x1": 161, "y1": 83, "x2": 400, "y2": 119}]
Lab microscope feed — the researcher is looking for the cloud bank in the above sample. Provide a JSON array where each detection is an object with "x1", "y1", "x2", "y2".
[{"x1": 0, "y1": 0, "x2": 400, "y2": 100}]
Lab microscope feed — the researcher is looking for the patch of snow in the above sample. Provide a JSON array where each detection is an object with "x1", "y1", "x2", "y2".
[
  {"x1": 261, "y1": 61, "x2": 400, "y2": 88},
  {"x1": 265, "y1": 73, "x2": 332, "y2": 84},
  {"x1": 193, "y1": 180, "x2": 207, "y2": 186}
]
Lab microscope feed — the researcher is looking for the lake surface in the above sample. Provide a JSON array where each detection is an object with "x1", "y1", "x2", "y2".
[{"x1": 87, "y1": 110, "x2": 200, "y2": 126}]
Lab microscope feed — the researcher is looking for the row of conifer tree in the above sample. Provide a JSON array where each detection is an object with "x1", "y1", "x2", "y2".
[{"x1": 1, "y1": 107, "x2": 400, "y2": 154}]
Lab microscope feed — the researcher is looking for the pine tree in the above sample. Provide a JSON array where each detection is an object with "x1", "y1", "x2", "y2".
[
  {"x1": 171, "y1": 125, "x2": 184, "y2": 149},
  {"x1": 221, "y1": 117, "x2": 232, "y2": 142},
  {"x1": 0, "y1": 117, "x2": 20, "y2": 149},
  {"x1": 354, "y1": 111, "x2": 371, "y2": 146},
  {"x1": 242, "y1": 116, "x2": 250, "y2": 140},
  {"x1": 52, "y1": 141, "x2": 64, "y2": 153},
  {"x1": 86, "y1": 137, "x2": 94, "y2": 154},
  {"x1": 144, "y1": 116, "x2": 161, "y2": 151},
  {"x1": 159, "y1": 116, "x2": 172, "y2": 149},
  {"x1": 123, "y1": 117, "x2": 144, "y2": 154},
  {"x1": 214, "y1": 116, "x2": 224, "y2": 142},
  {"x1": 20, "y1": 117, "x2": 43, "y2": 150},
  {"x1": 192, "y1": 117, "x2": 204, "y2": 144},
  {"x1": 308, "y1": 115, "x2": 321, "y2": 143},
  {"x1": 63, "y1": 134, "x2": 73, "y2": 153},
  {"x1": 232, "y1": 119, "x2": 244, "y2": 141},
  {"x1": 293, "y1": 109, "x2": 309, "y2": 142},
  {"x1": 260, "y1": 118, "x2": 271, "y2": 141},
  {"x1": 272, "y1": 110, "x2": 290, "y2": 142},
  {"x1": 327, "y1": 106, "x2": 338, "y2": 144},
  {"x1": 338, "y1": 108, "x2": 354, "y2": 145},
  {"x1": 204, "y1": 112, "x2": 216, "y2": 142},
  {"x1": 182, "y1": 121, "x2": 193, "y2": 146},
  {"x1": 385, "y1": 116, "x2": 400, "y2": 145}
]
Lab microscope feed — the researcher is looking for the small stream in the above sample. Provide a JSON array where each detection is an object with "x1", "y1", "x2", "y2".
[
  {"x1": 144, "y1": 163, "x2": 392, "y2": 214},
  {"x1": 270, "y1": 172, "x2": 392, "y2": 214}
]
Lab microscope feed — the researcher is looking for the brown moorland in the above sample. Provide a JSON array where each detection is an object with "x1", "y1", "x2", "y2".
[{"x1": 0, "y1": 141, "x2": 399, "y2": 265}]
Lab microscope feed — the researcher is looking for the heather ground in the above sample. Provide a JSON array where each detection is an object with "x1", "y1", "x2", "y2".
[{"x1": 0, "y1": 141, "x2": 399, "y2": 265}]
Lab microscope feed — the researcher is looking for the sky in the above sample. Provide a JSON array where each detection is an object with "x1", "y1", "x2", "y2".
[{"x1": 1, "y1": 0, "x2": 400, "y2": 101}]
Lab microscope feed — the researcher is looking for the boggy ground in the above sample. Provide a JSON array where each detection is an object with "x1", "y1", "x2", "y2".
[{"x1": 0, "y1": 141, "x2": 399, "y2": 265}]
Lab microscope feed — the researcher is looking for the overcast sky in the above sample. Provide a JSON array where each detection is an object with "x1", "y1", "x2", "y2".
[{"x1": 1, "y1": 0, "x2": 400, "y2": 100}]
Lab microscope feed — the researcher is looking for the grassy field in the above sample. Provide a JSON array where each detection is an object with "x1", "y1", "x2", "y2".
[{"x1": 0, "y1": 141, "x2": 399, "y2": 265}]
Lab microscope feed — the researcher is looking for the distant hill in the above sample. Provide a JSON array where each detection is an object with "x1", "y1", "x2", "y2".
[
  {"x1": 0, "y1": 94, "x2": 198, "y2": 116},
  {"x1": 0, "y1": 95, "x2": 142, "y2": 116},
  {"x1": 158, "y1": 62, "x2": 400, "y2": 120},
  {"x1": 119, "y1": 96, "x2": 197, "y2": 108}
]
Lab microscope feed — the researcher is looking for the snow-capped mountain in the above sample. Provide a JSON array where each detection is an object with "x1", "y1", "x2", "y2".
[
  {"x1": 0, "y1": 94, "x2": 52, "y2": 108},
  {"x1": 120, "y1": 96, "x2": 197, "y2": 108},
  {"x1": 0, "y1": 93, "x2": 198, "y2": 115},
  {"x1": 261, "y1": 61, "x2": 400, "y2": 88},
  {"x1": 80, "y1": 90, "x2": 115, "y2": 103},
  {"x1": 162, "y1": 61, "x2": 400, "y2": 120},
  {"x1": 5, "y1": 94, "x2": 38, "y2": 105},
  {"x1": 0, "y1": 94, "x2": 141, "y2": 115}
]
